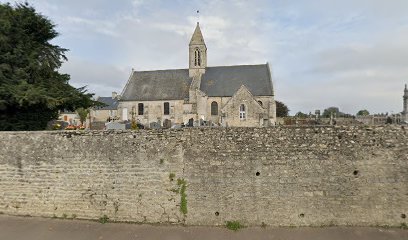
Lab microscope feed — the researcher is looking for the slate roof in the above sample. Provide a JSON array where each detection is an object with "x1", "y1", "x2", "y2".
[
  {"x1": 95, "y1": 97, "x2": 119, "y2": 110},
  {"x1": 120, "y1": 64, "x2": 273, "y2": 101},
  {"x1": 121, "y1": 69, "x2": 192, "y2": 101},
  {"x1": 201, "y1": 64, "x2": 273, "y2": 97}
]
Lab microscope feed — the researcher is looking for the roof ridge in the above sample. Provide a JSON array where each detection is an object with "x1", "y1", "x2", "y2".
[
  {"x1": 132, "y1": 63, "x2": 267, "y2": 72},
  {"x1": 206, "y1": 63, "x2": 267, "y2": 68},
  {"x1": 133, "y1": 68, "x2": 189, "y2": 73}
]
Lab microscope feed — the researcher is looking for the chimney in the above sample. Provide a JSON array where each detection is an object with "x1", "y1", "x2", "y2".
[{"x1": 112, "y1": 92, "x2": 117, "y2": 99}]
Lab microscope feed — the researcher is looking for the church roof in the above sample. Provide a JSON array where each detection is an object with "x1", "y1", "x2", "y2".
[
  {"x1": 201, "y1": 64, "x2": 273, "y2": 97},
  {"x1": 120, "y1": 64, "x2": 273, "y2": 101},
  {"x1": 189, "y1": 22, "x2": 206, "y2": 45},
  {"x1": 121, "y1": 69, "x2": 192, "y2": 101}
]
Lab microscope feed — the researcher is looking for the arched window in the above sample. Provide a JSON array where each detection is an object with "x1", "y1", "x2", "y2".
[
  {"x1": 211, "y1": 101, "x2": 218, "y2": 115},
  {"x1": 138, "y1": 103, "x2": 144, "y2": 115},
  {"x1": 239, "y1": 104, "x2": 246, "y2": 120},
  {"x1": 194, "y1": 48, "x2": 201, "y2": 66},
  {"x1": 164, "y1": 102, "x2": 170, "y2": 115},
  {"x1": 258, "y1": 101, "x2": 263, "y2": 107}
]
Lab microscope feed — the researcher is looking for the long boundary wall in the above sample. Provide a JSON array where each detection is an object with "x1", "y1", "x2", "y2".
[{"x1": 0, "y1": 126, "x2": 407, "y2": 226}]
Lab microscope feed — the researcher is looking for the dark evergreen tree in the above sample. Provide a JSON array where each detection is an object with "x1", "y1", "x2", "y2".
[
  {"x1": 0, "y1": 2, "x2": 97, "y2": 130},
  {"x1": 275, "y1": 100, "x2": 289, "y2": 117}
]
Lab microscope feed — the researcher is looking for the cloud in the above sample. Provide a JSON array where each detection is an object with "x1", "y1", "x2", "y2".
[{"x1": 61, "y1": 57, "x2": 129, "y2": 97}]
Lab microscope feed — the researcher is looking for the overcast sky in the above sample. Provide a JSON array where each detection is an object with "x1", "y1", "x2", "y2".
[{"x1": 4, "y1": 0, "x2": 408, "y2": 114}]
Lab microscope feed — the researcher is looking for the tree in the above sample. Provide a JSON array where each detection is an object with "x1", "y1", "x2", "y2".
[
  {"x1": 76, "y1": 108, "x2": 89, "y2": 125},
  {"x1": 322, "y1": 107, "x2": 340, "y2": 118},
  {"x1": 276, "y1": 100, "x2": 289, "y2": 117},
  {"x1": 295, "y1": 111, "x2": 308, "y2": 118},
  {"x1": 0, "y1": 3, "x2": 97, "y2": 130},
  {"x1": 356, "y1": 109, "x2": 370, "y2": 116}
]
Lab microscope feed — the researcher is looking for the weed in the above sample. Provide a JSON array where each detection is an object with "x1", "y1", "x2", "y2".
[
  {"x1": 180, "y1": 184, "x2": 187, "y2": 215},
  {"x1": 62, "y1": 213, "x2": 67, "y2": 219},
  {"x1": 177, "y1": 178, "x2": 187, "y2": 215},
  {"x1": 169, "y1": 173, "x2": 175, "y2": 181},
  {"x1": 160, "y1": 159, "x2": 164, "y2": 164},
  {"x1": 99, "y1": 215, "x2": 109, "y2": 224},
  {"x1": 71, "y1": 214, "x2": 77, "y2": 219},
  {"x1": 401, "y1": 222, "x2": 408, "y2": 229},
  {"x1": 226, "y1": 221, "x2": 244, "y2": 231},
  {"x1": 261, "y1": 222, "x2": 267, "y2": 228}
]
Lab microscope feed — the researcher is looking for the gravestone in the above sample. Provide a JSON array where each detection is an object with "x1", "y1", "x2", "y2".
[
  {"x1": 163, "y1": 119, "x2": 172, "y2": 129},
  {"x1": 150, "y1": 122, "x2": 161, "y2": 129},
  {"x1": 187, "y1": 118, "x2": 194, "y2": 127}
]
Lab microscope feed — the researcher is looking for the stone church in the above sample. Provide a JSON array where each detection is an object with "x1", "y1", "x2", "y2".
[{"x1": 118, "y1": 23, "x2": 276, "y2": 127}]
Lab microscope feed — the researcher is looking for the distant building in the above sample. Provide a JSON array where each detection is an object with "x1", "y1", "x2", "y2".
[
  {"x1": 118, "y1": 22, "x2": 276, "y2": 127},
  {"x1": 90, "y1": 92, "x2": 119, "y2": 123},
  {"x1": 58, "y1": 111, "x2": 80, "y2": 125}
]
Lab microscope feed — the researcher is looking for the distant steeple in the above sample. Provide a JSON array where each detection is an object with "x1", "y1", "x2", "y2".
[{"x1": 404, "y1": 84, "x2": 408, "y2": 97}]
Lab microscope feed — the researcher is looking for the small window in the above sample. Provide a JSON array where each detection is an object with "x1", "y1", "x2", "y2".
[
  {"x1": 211, "y1": 101, "x2": 218, "y2": 115},
  {"x1": 138, "y1": 103, "x2": 144, "y2": 115},
  {"x1": 164, "y1": 102, "x2": 170, "y2": 115},
  {"x1": 258, "y1": 101, "x2": 263, "y2": 107},
  {"x1": 239, "y1": 104, "x2": 246, "y2": 120}
]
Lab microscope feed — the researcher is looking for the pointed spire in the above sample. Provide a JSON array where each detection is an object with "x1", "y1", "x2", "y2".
[{"x1": 189, "y1": 22, "x2": 205, "y2": 45}]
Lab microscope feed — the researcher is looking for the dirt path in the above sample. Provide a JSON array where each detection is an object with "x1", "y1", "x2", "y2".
[{"x1": 0, "y1": 215, "x2": 406, "y2": 240}]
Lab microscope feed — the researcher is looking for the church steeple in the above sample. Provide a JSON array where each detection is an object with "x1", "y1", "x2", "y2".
[
  {"x1": 189, "y1": 22, "x2": 207, "y2": 77},
  {"x1": 190, "y1": 22, "x2": 206, "y2": 45}
]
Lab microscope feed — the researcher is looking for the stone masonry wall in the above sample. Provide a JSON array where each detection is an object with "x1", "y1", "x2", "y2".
[{"x1": 0, "y1": 126, "x2": 407, "y2": 226}]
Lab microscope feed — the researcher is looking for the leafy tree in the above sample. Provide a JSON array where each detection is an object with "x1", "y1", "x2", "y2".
[
  {"x1": 276, "y1": 100, "x2": 289, "y2": 117},
  {"x1": 295, "y1": 111, "x2": 308, "y2": 118},
  {"x1": 356, "y1": 109, "x2": 370, "y2": 116},
  {"x1": 76, "y1": 108, "x2": 89, "y2": 125},
  {"x1": 322, "y1": 107, "x2": 340, "y2": 118},
  {"x1": 0, "y1": 3, "x2": 97, "y2": 130}
]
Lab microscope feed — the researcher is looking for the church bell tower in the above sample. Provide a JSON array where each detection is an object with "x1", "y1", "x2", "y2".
[{"x1": 189, "y1": 22, "x2": 207, "y2": 77}]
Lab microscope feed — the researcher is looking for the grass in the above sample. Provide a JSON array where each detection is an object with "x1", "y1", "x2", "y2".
[
  {"x1": 226, "y1": 221, "x2": 244, "y2": 231},
  {"x1": 99, "y1": 215, "x2": 109, "y2": 224},
  {"x1": 177, "y1": 178, "x2": 187, "y2": 215}
]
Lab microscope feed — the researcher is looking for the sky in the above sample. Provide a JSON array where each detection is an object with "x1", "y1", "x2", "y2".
[{"x1": 3, "y1": 0, "x2": 408, "y2": 115}]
